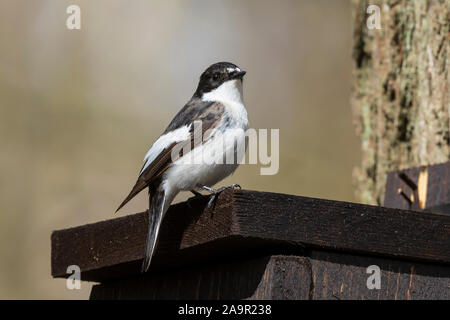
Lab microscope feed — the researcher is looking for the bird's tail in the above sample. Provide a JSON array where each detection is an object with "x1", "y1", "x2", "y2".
[
  {"x1": 141, "y1": 187, "x2": 166, "y2": 273},
  {"x1": 115, "y1": 179, "x2": 148, "y2": 213}
]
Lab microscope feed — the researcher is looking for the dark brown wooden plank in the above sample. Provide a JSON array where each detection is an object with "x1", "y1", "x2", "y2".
[
  {"x1": 231, "y1": 190, "x2": 450, "y2": 264},
  {"x1": 309, "y1": 250, "x2": 450, "y2": 300},
  {"x1": 384, "y1": 161, "x2": 450, "y2": 212},
  {"x1": 52, "y1": 189, "x2": 450, "y2": 282},
  {"x1": 89, "y1": 255, "x2": 312, "y2": 300},
  {"x1": 252, "y1": 255, "x2": 312, "y2": 300},
  {"x1": 89, "y1": 252, "x2": 450, "y2": 300}
]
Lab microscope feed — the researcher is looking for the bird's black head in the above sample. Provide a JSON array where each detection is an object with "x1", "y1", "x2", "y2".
[{"x1": 193, "y1": 62, "x2": 246, "y2": 98}]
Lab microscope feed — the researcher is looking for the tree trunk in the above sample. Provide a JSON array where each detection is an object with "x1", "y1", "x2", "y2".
[{"x1": 351, "y1": 0, "x2": 449, "y2": 205}]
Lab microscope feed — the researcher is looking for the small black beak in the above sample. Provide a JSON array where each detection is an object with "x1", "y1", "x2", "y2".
[{"x1": 230, "y1": 70, "x2": 246, "y2": 80}]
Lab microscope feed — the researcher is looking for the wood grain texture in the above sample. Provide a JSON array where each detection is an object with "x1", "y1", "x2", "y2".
[
  {"x1": 89, "y1": 255, "x2": 312, "y2": 300},
  {"x1": 52, "y1": 189, "x2": 450, "y2": 282},
  {"x1": 89, "y1": 252, "x2": 450, "y2": 300},
  {"x1": 384, "y1": 161, "x2": 450, "y2": 212},
  {"x1": 309, "y1": 250, "x2": 450, "y2": 300}
]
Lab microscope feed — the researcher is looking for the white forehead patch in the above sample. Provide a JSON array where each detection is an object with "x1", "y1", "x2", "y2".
[{"x1": 226, "y1": 67, "x2": 241, "y2": 73}]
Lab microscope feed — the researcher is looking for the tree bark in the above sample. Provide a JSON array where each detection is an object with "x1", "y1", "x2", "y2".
[{"x1": 351, "y1": 0, "x2": 449, "y2": 205}]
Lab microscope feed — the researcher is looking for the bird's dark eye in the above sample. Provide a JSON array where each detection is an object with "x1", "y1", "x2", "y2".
[{"x1": 212, "y1": 73, "x2": 219, "y2": 80}]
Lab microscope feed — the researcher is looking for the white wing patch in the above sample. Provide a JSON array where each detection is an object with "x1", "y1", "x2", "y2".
[
  {"x1": 226, "y1": 67, "x2": 241, "y2": 73},
  {"x1": 140, "y1": 125, "x2": 191, "y2": 175}
]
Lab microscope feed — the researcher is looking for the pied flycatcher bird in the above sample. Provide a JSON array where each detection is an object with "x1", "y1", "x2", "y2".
[{"x1": 116, "y1": 62, "x2": 248, "y2": 272}]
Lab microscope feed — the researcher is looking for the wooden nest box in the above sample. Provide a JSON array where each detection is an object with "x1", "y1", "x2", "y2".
[{"x1": 51, "y1": 162, "x2": 450, "y2": 299}]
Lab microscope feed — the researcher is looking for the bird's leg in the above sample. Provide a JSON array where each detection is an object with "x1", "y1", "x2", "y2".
[
  {"x1": 187, "y1": 190, "x2": 204, "y2": 208},
  {"x1": 198, "y1": 184, "x2": 241, "y2": 208},
  {"x1": 191, "y1": 190, "x2": 202, "y2": 197}
]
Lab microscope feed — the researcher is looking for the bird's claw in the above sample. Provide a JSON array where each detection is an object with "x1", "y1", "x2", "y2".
[
  {"x1": 205, "y1": 184, "x2": 242, "y2": 209},
  {"x1": 207, "y1": 196, "x2": 216, "y2": 209},
  {"x1": 226, "y1": 184, "x2": 241, "y2": 190}
]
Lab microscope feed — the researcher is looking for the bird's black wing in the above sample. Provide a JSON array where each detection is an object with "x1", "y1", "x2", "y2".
[{"x1": 115, "y1": 100, "x2": 224, "y2": 212}]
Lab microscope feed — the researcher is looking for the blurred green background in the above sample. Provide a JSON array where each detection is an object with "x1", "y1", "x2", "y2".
[{"x1": 0, "y1": 0, "x2": 359, "y2": 299}]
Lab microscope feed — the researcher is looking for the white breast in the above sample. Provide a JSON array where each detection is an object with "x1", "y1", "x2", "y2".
[
  {"x1": 162, "y1": 79, "x2": 249, "y2": 192},
  {"x1": 202, "y1": 79, "x2": 248, "y2": 129}
]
